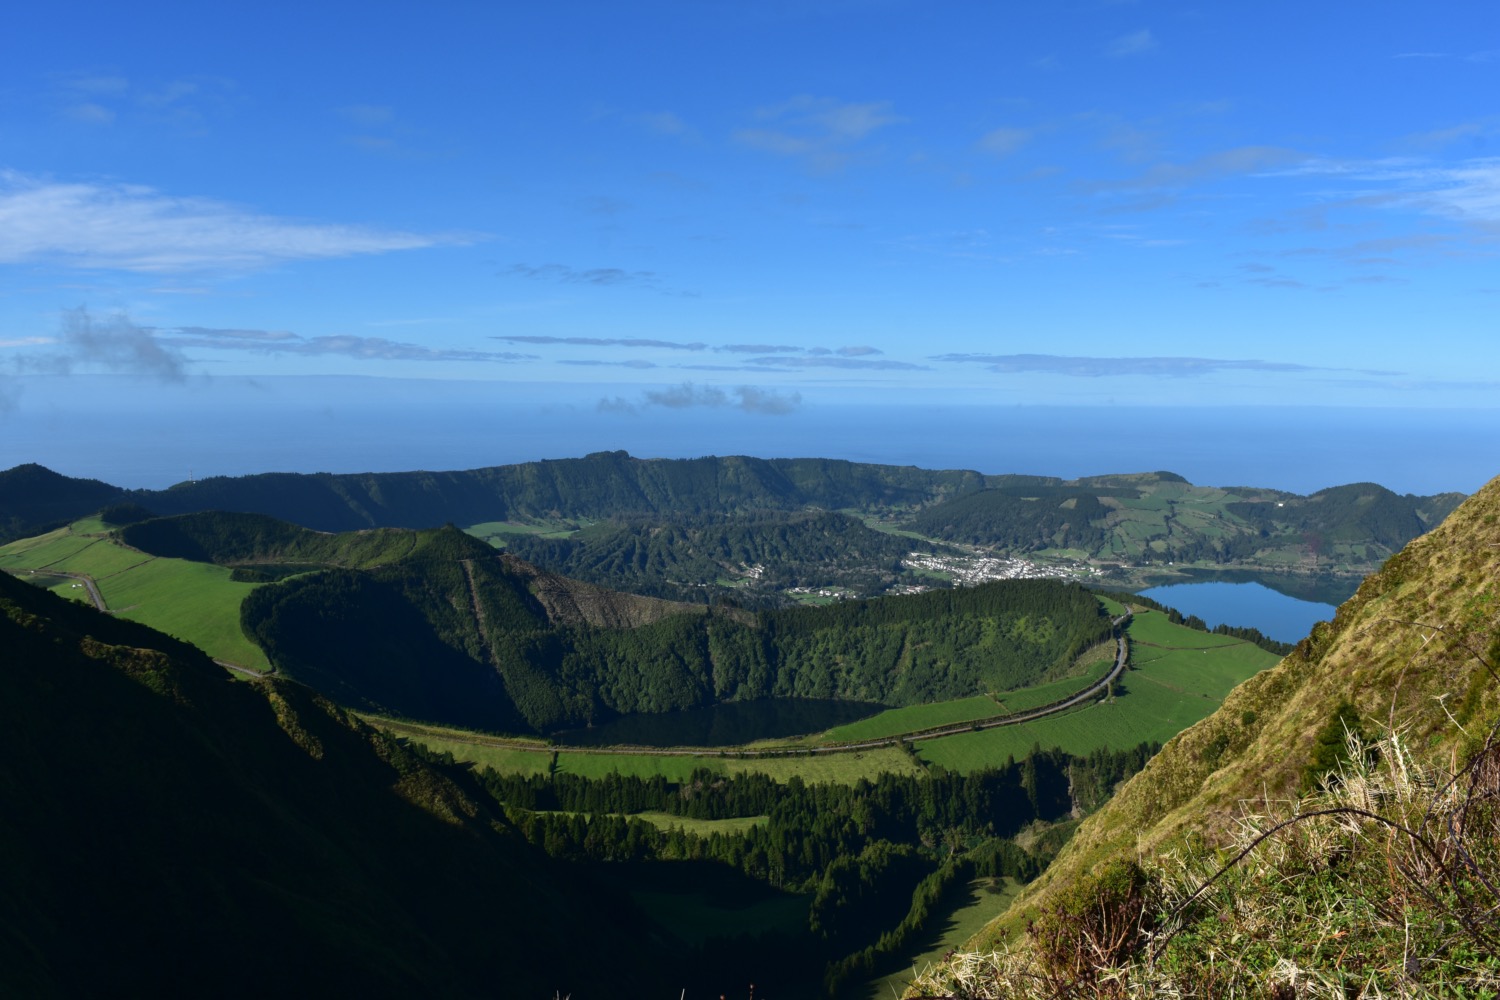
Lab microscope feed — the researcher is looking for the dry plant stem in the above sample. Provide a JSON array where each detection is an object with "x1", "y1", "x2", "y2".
[{"x1": 1148, "y1": 804, "x2": 1461, "y2": 960}]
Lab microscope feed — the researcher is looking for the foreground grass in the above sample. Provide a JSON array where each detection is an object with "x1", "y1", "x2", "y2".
[{"x1": 911, "y1": 727, "x2": 1500, "y2": 998}]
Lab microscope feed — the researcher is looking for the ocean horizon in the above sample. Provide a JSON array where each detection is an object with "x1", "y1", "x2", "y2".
[{"x1": 5, "y1": 374, "x2": 1497, "y2": 497}]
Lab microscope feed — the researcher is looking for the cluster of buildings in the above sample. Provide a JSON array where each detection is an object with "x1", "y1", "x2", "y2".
[{"x1": 901, "y1": 550, "x2": 1102, "y2": 588}]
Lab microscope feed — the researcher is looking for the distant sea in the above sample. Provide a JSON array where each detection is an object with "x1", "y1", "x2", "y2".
[{"x1": 5, "y1": 374, "x2": 1499, "y2": 496}]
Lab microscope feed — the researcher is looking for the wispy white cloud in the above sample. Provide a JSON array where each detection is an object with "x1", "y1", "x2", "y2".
[
  {"x1": 1106, "y1": 29, "x2": 1157, "y2": 58},
  {"x1": 933, "y1": 353, "x2": 1391, "y2": 378},
  {"x1": 337, "y1": 104, "x2": 395, "y2": 127},
  {"x1": 742, "y1": 355, "x2": 926, "y2": 371},
  {"x1": 979, "y1": 127, "x2": 1033, "y2": 158},
  {"x1": 599, "y1": 381, "x2": 802, "y2": 415},
  {"x1": 164, "y1": 325, "x2": 532, "y2": 362},
  {"x1": 0, "y1": 171, "x2": 473, "y2": 273},
  {"x1": 1269, "y1": 156, "x2": 1500, "y2": 226},
  {"x1": 493, "y1": 335, "x2": 707, "y2": 350},
  {"x1": 19, "y1": 308, "x2": 187, "y2": 380},
  {"x1": 734, "y1": 95, "x2": 905, "y2": 172},
  {"x1": 632, "y1": 110, "x2": 692, "y2": 136},
  {"x1": 1092, "y1": 146, "x2": 1302, "y2": 193},
  {"x1": 53, "y1": 73, "x2": 232, "y2": 133},
  {"x1": 65, "y1": 103, "x2": 115, "y2": 125},
  {"x1": 504, "y1": 262, "x2": 684, "y2": 293}
]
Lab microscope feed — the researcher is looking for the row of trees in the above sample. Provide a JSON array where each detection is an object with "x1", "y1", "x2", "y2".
[{"x1": 461, "y1": 741, "x2": 1156, "y2": 996}]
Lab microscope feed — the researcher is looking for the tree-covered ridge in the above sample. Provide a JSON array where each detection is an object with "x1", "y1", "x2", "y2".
[
  {"x1": 0, "y1": 566, "x2": 668, "y2": 998},
  {"x1": 501, "y1": 509, "x2": 944, "y2": 605},
  {"x1": 910, "y1": 472, "x2": 1464, "y2": 571},
  {"x1": 137, "y1": 451, "x2": 992, "y2": 531},
  {"x1": 118, "y1": 508, "x2": 436, "y2": 569},
  {"x1": 232, "y1": 517, "x2": 1112, "y2": 733},
  {"x1": 0, "y1": 462, "x2": 125, "y2": 542}
]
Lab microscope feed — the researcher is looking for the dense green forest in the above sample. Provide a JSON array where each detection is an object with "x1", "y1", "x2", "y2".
[
  {"x1": 111, "y1": 509, "x2": 1112, "y2": 733},
  {"x1": 235, "y1": 517, "x2": 1112, "y2": 732},
  {"x1": 139, "y1": 451, "x2": 992, "y2": 531},
  {"x1": 501, "y1": 509, "x2": 942, "y2": 605},
  {"x1": 454, "y1": 741, "x2": 1159, "y2": 995}
]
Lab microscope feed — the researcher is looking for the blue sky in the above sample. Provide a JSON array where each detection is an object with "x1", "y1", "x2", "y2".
[{"x1": 2, "y1": 2, "x2": 1499, "y2": 485}]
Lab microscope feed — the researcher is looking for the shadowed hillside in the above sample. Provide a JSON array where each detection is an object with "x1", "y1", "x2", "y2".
[{"x1": 0, "y1": 570, "x2": 666, "y2": 997}]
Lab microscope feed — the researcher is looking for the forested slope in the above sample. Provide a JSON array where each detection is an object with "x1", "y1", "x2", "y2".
[
  {"x1": 241, "y1": 529, "x2": 1111, "y2": 732},
  {"x1": 502, "y1": 509, "x2": 941, "y2": 604},
  {"x1": 109, "y1": 510, "x2": 1113, "y2": 733},
  {"x1": 140, "y1": 451, "x2": 990, "y2": 530},
  {"x1": 0, "y1": 570, "x2": 666, "y2": 998},
  {"x1": 910, "y1": 472, "x2": 1463, "y2": 570}
]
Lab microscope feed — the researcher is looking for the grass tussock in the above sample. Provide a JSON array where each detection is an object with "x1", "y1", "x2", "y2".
[{"x1": 906, "y1": 719, "x2": 1500, "y2": 998}]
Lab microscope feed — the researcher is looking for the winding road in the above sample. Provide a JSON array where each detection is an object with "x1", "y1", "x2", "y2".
[{"x1": 376, "y1": 611, "x2": 1135, "y2": 760}]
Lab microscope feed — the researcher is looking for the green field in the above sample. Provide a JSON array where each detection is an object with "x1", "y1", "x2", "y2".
[
  {"x1": 393, "y1": 726, "x2": 928, "y2": 783},
  {"x1": 991, "y1": 659, "x2": 1115, "y2": 713},
  {"x1": 383, "y1": 608, "x2": 1274, "y2": 783},
  {"x1": 862, "y1": 877, "x2": 1022, "y2": 1000},
  {"x1": 0, "y1": 520, "x2": 270, "y2": 670},
  {"x1": 820, "y1": 695, "x2": 1002, "y2": 743},
  {"x1": 630, "y1": 811, "x2": 766, "y2": 836},
  {"x1": 463, "y1": 519, "x2": 586, "y2": 548},
  {"x1": 915, "y1": 610, "x2": 1276, "y2": 772}
]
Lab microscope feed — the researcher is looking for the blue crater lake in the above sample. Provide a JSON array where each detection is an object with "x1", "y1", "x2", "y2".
[{"x1": 1136, "y1": 580, "x2": 1338, "y2": 646}]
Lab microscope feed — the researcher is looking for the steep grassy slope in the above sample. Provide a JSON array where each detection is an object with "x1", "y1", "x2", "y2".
[
  {"x1": 0, "y1": 571, "x2": 667, "y2": 998},
  {"x1": 916, "y1": 474, "x2": 1500, "y2": 994}
]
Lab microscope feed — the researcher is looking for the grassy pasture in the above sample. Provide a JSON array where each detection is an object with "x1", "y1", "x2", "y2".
[
  {"x1": 992, "y1": 660, "x2": 1114, "y2": 713},
  {"x1": 916, "y1": 612, "x2": 1276, "y2": 772},
  {"x1": 0, "y1": 528, "x2": 96, "y2": 569},
  {"x1": 630, "y1": 811, "x2": 766, "y2": 836},
  {"x1": 819, "y1": 695, "x2": 1001, "y2": 743},
  {"x1": 395, "y1": 725, "x2": 928, "y2": 784},
  {"x1": 0, "y1": 520, "x2": 269, "y2": 670},
  {"x1": 105, "y1": 560, "x2": 268, "y2": 669},
  {"x1": 463, "y1": 519, "x2": 585, "y2": 548},
  {"x1": 1126, "y1": 608, "x2": 1244, "y2": 648},
  {"x1": 862, "y1": 877, "x2": 1021, "y2": 1000}
]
